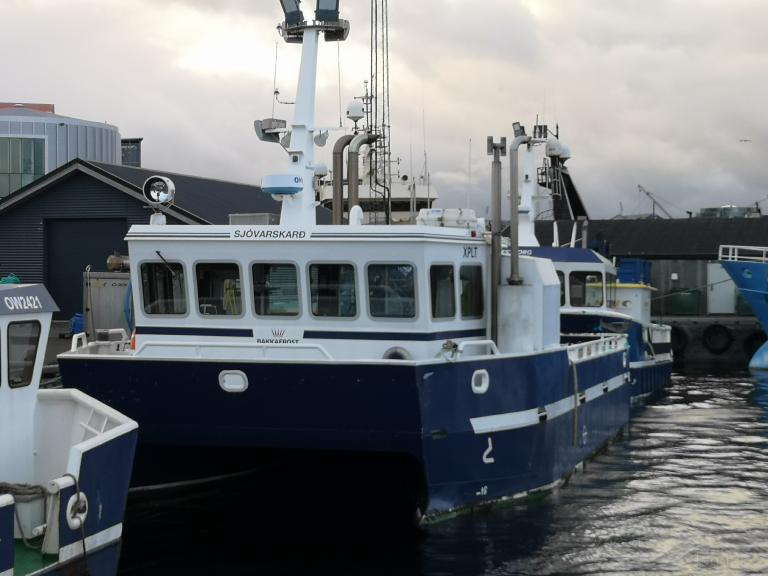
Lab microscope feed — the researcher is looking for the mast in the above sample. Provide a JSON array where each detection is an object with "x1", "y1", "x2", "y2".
[{"x1": 261, "y1": 2, "x2": 349, "y2": 228}]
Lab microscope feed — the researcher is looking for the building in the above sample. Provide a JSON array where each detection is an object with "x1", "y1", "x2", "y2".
[
  {"x1": 0, "y1": 158, "x2": 330, "y2": 318},
  {"x1": 0, "y1": 103, "x2": 122, "y2": 197}
]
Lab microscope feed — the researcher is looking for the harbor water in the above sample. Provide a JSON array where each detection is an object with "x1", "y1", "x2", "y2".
[{"x1": 118, "y1": 373, "x2": 768, "y2": 575}]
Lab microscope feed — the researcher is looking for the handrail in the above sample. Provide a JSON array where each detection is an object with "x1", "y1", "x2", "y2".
[
  {"x1": 567, "y1": 334, "x2": 627, "y2": 363},
  {"x1": 456, "y1": 340, "x2": 500, "y2": 356},
  {"x1": 719, "y1": 244, "x2": 768, "y2": 263},
  {"x1": 135, "y1": 339, "x2": 334, "y2": 360}
]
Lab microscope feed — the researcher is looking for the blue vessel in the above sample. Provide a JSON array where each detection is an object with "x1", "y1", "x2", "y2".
[
  {"x1": 0, "y1": 284, "x2": 137, "y2": 576},
  {"x1": 524, "y1": 248, "x2": 673, "y2": 405},
  {"x1": 58, "y1": 2, "x2": 631, "y2": 521},
  {"x1": 719, "y1": 245, "x2": 768, "y2": 370}
]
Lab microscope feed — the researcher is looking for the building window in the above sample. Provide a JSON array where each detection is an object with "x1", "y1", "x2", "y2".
[
  {"x1": 367, "y1": 264, "x2": 416, "y2": 318},
  {"x1": 430, "y1": 265, "x2": 456, "y2": 319},
  {"x1": 0, "y1": 137, "x2": 45, "y2": 197},
  {"x1": 570, "y1": 271, "x2": 604, "y2": 307},
  {"x1": 196, "y1": 263, "x2": 242, "y2": 316},
  {"x1": 460, "y1": 265, "x2": 483, "y2": 318},
  {"x1": 253, "y1": 263, "x2": 300, "y2": 316},
  {"x1": 141, "y1": 262, "x2": 187, "y2": 315},
  {"x1": 7, "y1": 321, "x2": 41, "y2": 389},
  {"x1": 309, "y1": 264, "x2": 357, "y2": 317}
]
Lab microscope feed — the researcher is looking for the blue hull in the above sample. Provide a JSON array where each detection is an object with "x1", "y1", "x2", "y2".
[
  {"x1": 562, "y1": 314, "x2": 672, "y2": 405},
  {"x1": 720, "y1": 260, "x2": 768, "y2": 370},
  {"x1": 59, "y1": 348, "x2": 629, "y2": 518}
]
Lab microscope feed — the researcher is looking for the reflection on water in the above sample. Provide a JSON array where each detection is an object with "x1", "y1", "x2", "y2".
[{"x1": 119, "y1": 375, "x2": 768, "y2": 575}]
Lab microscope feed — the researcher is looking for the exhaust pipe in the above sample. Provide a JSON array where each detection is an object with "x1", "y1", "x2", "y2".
[
  {"x1": 332, "y1": 135, "x2": 355, "y2": 224},
  {"x1": 347, "y1": 132, "x2": 378, "y2": 212}
]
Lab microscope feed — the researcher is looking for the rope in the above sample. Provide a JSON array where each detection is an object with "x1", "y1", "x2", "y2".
[
  {"x1": 571, "y1": 361, "x2": 579, "y2": 447},
  {"x1": 0, "y1": 482, "x2": 47, "y2": 550},
  {"x1": 63, "y1": 473, "x2": 91, "y2": 576}
]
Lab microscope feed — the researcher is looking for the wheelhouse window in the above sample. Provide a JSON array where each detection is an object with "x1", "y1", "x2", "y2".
[
  {"x1": 430, "y1": 265, "x2": 455, "y2": 319},
  {"x1": 309, "y1": 264, "x2": 357, "y2": 318},
  {"x1": 556, "y1": 271, "x2": 565, "y2": 305},
  {"x1": 460, "y1": 265, "x2": 483, "y2": 318},
  {"x1": 196, "y1": 263, "x2": 242, "y2": 316},
  {"x1": 253, "y1": 263, "x2": 300, "y2": 317},
  {"x1": 367, "y1": 264, "x2": 415, "y2": 319},
  {"x1": 141, "y1": 262, "x2": 187, "y2": 315},
  {"x1": 570, "y1": 271, "x2": 604, "y2": 307},
  {"x1": 8, "y1": 321, "x2": 41, "y2": 388}
]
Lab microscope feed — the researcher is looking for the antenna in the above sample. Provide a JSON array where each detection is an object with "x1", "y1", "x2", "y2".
[{"x1": 467, "y1": 138, "x2": 472, "y2": 209}]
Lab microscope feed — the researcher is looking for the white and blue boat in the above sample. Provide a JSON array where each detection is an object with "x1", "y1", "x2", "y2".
[
  {"x1": 514, "y1": 136, "x2": 672, "y2": 405},
  {"x1": 0, "y1": 284, "x2": 137, "y2": 575},
  {"x1": 57, "y1": 1, "x2": 631, "y2": 521},
  {"x1": 719, "y1": 245, "x2": 768, "y2": 370}
]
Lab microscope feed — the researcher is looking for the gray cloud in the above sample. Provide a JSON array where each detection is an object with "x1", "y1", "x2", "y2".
[{"x1": 2, "y1": 0, "x2": 767, "y2": 219}]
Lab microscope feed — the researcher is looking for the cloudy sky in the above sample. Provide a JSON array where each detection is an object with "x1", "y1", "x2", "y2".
[{"x1": 5, "y1": 0, "x2": 767, "y2": 218}]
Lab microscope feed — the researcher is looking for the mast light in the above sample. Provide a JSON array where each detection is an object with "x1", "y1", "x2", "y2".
[
  {"x1": 280, "y1": 0, "x2": 304, "y2": 26},
  {"x1": 315, "y1": 0, "x2": 339, "y2": 22}
]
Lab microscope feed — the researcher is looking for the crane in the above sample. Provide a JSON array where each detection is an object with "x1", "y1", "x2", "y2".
[{"x1": 638, "y1": 184, "x2": 674, "y2": 219}]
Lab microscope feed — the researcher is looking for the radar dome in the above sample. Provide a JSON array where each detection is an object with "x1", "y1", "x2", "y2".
[{"x1": 346, "y1": 100, "x2": 365, "y2": 123}]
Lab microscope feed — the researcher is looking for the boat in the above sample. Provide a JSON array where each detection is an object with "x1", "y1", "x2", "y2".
[
  {"x1": 57, "y1": 1, "x2": 632, "y2": 521},
  {"x1": 719, "y1": 245, "x2": 768, "y2": 370},
  {"x1": 514, "y1": 136, "x2": 673, "y2": 404},
  {"x1": 0, "y1": 283, "x2": 137, "y2": 575}
]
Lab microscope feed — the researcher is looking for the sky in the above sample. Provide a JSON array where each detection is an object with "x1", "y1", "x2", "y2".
[{"x1": 4, "y1": 0, "x2": 768, "y2": 219}]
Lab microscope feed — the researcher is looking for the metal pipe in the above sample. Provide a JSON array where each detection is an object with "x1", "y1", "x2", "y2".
[
  {"x1": 488, "y1": 137, "x2": 506, "y2": 344},
  {"x1": 580, "y1": 217, "x2": 589, "y2": 249},
  {"x1": 508, "y1": 135, "x2": 531, "y2": 285},
  {"x1": 347, "y1": 132, "x2": 378, "y2": 213},
  {"x1": 332, "y1": 135, "x2": 354, "y2": 224}
]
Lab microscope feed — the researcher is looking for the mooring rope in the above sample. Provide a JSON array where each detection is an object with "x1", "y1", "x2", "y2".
[{"x1": 0, "y1": 482, "x2": 47, "y2": 550}]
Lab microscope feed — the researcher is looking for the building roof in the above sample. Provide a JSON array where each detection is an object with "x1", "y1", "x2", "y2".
[
  {"x1": 535, "y1": 218, "x2": 768, "y2": 259},
  {"x1": 0, "y1": 159, "x2": 331, "y2": 225},
  {"x1": 0, "y1": 105, "x2": 119, "y2": 131}
]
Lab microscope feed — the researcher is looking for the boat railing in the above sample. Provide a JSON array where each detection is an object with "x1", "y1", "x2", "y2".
[
  {"x1": 719, "y1": 245, "x2": 768, "y2": 263},
  {"x1": 567, "y1": 334, "x2": 627, "y2": 363},
  {"x1": 649, "y1": 323, "x2": 672, "y2": 343}
]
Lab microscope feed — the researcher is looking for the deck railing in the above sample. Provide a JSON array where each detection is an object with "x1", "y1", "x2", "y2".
[
  {"x1": 567, "y1": 334, "x2": 627, "y2": 363},
  {"x1": 719, "y1": 245, "x2": 768, "y2": 263}
]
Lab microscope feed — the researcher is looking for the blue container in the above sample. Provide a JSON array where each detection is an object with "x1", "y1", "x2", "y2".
[
  {"x1": 70, "y1": 313, "x2": 84, "y2": 335},
  {"x1": 618, "y1": 259, "x2": 652, "y2": 285}
]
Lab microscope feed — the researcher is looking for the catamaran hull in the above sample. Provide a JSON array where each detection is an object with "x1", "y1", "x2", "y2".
[{"x1": 59, "y1": 347, "x2": 629, "y2": 518}]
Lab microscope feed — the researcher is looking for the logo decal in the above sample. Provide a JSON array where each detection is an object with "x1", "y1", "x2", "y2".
[{"x1": 272, "y1": 328, "x2": 286, "y2": 338}]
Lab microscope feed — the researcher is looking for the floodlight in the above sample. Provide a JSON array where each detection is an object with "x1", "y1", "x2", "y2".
[
  {"x1": 143, "y1": 176, "x2": 175, "y2": 206},
  {"x1": 280, "y1": 0, "x2": 304, "y2": 26},
  {"x1": 512, "y1": 122, "x2": 526, "y2": 138},
  {"x1": 316, "y1": 0, "x2": 339, "y2": 22}
]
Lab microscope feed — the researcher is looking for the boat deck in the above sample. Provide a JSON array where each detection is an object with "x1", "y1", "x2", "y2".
[{"x1": 15, "y1": 540, "x2": 57, "y2": 575}]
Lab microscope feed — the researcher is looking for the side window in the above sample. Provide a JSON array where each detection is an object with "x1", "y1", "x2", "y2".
[
  {"x1": 196, "y1": 263, "x2": 242, "y2": 316},
  {"x1": 460, "y1": 265, "x2": 483, "y2": 318},
  {"x1": 8, "y1": 321, "x2": 41, "y2": 389},
  {"x1": 570, "y1": 271, "x2": 604, "y2": 307},
  {"x1": 309, "y1": 264, "x2": 357, "y2": 318},
  {"x1": 253, "y1": 263, "x2": 300, "y2": 317},
  {"x1": 141, "y1": 262, "x2": 187, "y2": 315},
  {"x1": 557, "y1": 271, "x2": 565, "y2": 305},
  {"x1": 430, "y1": 265, "x2": 455, "y2": 319},
  {"x1": 368, "y1": 264, "x2": 415, "y2": 319},
  {"x1": 606, "y1": 273, "x2": 617, "y2": 308}
]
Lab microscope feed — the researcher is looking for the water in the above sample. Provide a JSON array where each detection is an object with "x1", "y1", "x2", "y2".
[{"x1": 118, "y1": 374, "x2": 768, "y2": 575}]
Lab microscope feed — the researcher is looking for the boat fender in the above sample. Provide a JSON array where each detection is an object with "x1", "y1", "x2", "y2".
[
  {"x1": 383, "y1": 346, "x2": 411, "y2": 360},
  {"x1": 744, "y1": 330, "x2": 766, "y2": 358},
  {"x1": 471, "y1": 369, "x2": 490, "y2": 394},
  {"x1": 66, "y1": 491, "x2": 88, "y2": 531},
  {"x1": 130, "y1": 329, "x2": 136, "y2": 350},
  {"x1": 670, "y1": 325, "x2": 688, "y2": 355},
  {"x1": 702, "y1": 324, "x2": 733, "y2": 355}
]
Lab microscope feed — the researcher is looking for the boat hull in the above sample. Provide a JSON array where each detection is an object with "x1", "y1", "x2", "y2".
[
  {"x1": 59, "y1": 347, "x2": 629, "y2": 518},
  {"x1": 720, "y1": 260, "x2": 768, "y2": 370},
  {"x1": 562, "y1": 314, "x2": 672, "y2": 404}
]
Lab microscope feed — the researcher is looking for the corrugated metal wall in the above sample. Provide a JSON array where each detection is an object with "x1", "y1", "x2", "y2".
[
  {"x1": 0, "y1": 117, "x2": 120, "y2": 171},
  {"x1": 0, "y1": 171, "x2": 183, "y2": 284}
]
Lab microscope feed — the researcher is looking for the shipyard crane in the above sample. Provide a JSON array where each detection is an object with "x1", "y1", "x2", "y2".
[{"x1": 638, "y1": 184, "x2": 674, "y2": 219}]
